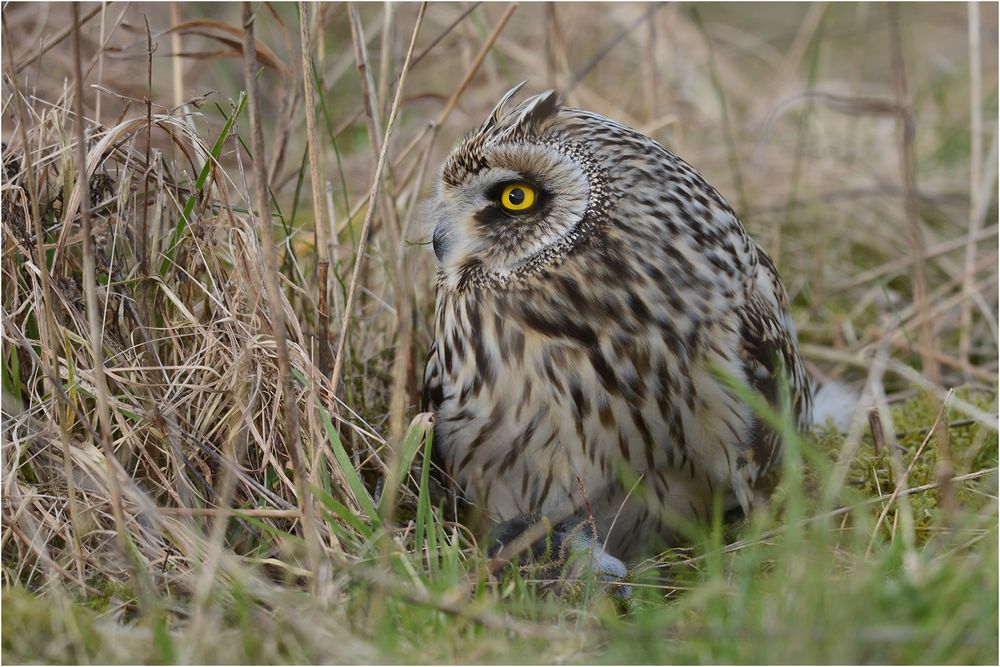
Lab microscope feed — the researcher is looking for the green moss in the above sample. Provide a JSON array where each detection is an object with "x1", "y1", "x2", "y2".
[
  {"x1": 2, "y1": 587, "x2": 153, "y2": 664},
  {"x1": 811, "y1": 388, "x2": 997, "y2": 540}
]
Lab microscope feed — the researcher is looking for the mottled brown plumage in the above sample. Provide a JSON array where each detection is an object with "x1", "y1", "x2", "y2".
[{"x1": 422, "y1": 87, "x2": 813, "y2": 570}]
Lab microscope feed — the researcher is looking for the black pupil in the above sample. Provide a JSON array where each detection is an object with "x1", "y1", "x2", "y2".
[{"x1": 507, "y1": 187, "x2": 525, "y2": 205}]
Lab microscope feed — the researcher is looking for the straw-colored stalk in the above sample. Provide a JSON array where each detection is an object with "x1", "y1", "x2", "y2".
[
  {"x1": 2, "y1": 19, "x2": 87, "y2": 587},
  {"x1": 71, "y1": 0, "x2": 129, "y2": 565},
  {"x1": 347, "y1": 3, "x2": 414, "y2": 449},
  {"x1": 958, "y1": 1, "x2": 983, "y2": 376},
  {"x1": 299, "y1": 1, "x2": 332, "y2": 379},
  {"x1": 241, "y1": 0, "x2": 321, "y2": 581},
  {"x1": 887, "y1": 5, "x2": 955, "y2": 521}
]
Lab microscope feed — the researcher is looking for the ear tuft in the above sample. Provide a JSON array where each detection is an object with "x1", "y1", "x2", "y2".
[
  {"x1": 516, "y1": 89, "x2": 561, "y2": 134},
  {"x1": 482, "y1": 81, "x2": 528, "y2": 133},
  {"x1": 512, "y1": 90, "x2": 562, "y2": 136}
]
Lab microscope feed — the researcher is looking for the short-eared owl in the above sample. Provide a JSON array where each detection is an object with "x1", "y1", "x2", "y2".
[{"x1": 422, "y1": 86, "x2": 813, "y2": 574}]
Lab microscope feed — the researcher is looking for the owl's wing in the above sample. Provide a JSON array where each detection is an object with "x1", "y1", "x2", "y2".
[
  {"x1": 421, "y1": 338, "x2": 444, "y2": 413},
  {"x1": 731, "y1": 246, "x2": 812, "y2": 510},
  {"x1": 420, "y1": 334, "x2": 474, "y2": 518}
]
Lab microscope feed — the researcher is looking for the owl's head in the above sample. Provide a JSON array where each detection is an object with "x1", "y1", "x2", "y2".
[{"x1": 426, "y1": 85, "x2": 615, "y2": 290}]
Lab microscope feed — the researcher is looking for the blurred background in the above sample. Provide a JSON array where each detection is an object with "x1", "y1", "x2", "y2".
[{"x1": 4, "y1": 2, "x2": 996, "y2": 387}]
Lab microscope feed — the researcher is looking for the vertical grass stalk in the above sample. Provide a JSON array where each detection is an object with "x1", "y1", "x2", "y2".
[
  {"x1": 958, "y1": 1, "x2": 983, "y2": 375},
  {"x1": 2, "y1": 19, "x2": 87, "y2": 587},
  {"x1": 71, "y1": 0, "x2": 129, "y2": 565},
  {"x1": 887, "y1": 4, "x2": 955, "y2": 521},
  {"x1": 299, "y1": 1, "x2": 332, "y2": 378},
  {"x1": 242, "y1": 0, "x2": 321, "y2": 582}
]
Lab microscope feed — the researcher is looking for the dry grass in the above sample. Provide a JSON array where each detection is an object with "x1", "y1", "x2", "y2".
[{"x1": 1, "y1": 2, "x2": 997, "y2": 663}]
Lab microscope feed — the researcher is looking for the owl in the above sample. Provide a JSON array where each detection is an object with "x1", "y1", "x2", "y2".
[{"x1": 422, "y1": 85, "x2": 813, "y2": 578}]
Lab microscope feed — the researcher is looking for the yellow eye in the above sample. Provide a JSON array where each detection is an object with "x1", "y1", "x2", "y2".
[{"x1": 500, "y1": 183, "x2": 537, "y2": 212}]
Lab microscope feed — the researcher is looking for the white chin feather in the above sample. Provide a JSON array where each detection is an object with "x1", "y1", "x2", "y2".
[{"x1": 812, "y1": 380, "x2": 862, "y2": 433}]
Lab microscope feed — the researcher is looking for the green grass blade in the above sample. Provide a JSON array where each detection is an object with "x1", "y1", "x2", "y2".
[
  {"x1": 310, "y1": 483, "x2": 374, "y2": 540},
  {"x1": 377, "y1": 416, "x2": 430, "y2": 515},
  {"x1": 159, "y1": 92, "x2": 247, "y2": 276},
  {"x1": 316, "y1": 402, "x2": 382, "y2": 530},
  {"x1": 3, "y1": 344, "x2": 23, "y2": 405},
  {"x1": 415, "y1": 428, "x2": 438, "y2": 574}
]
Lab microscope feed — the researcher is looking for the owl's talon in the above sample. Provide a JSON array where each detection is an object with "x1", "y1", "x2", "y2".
[
  {"x1": 488, "y1": 514, "x2": 630, "y2": 598},
  {"x1": 562, "y1": 526, "x2": 631, "y2": 598}
]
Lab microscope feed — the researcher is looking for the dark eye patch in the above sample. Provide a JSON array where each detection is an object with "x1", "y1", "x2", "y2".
[{"x1": 472, "y1": 205, "x2": 516, "y2": 229}]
